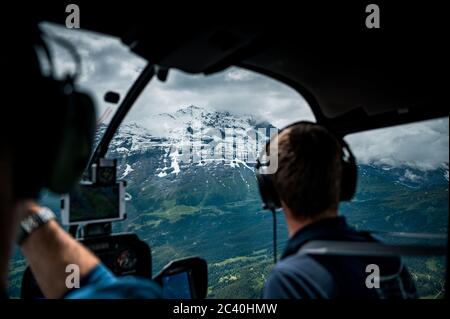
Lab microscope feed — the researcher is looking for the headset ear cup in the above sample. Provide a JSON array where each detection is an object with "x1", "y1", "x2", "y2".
[
  {"x1": 256, "y1": 172, "x2": 281, "y2": 210},
  {"x1": 340, "y1": 159, "x2": 358, "y2": 201},
  {"x1": 47, "y1": 91, "x2": 96, "y2": 193}
]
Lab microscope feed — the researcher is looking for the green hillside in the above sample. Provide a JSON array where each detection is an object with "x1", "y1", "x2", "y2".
[{"x1": 7, "y1": 164, "x2": 448, "y2": 299}]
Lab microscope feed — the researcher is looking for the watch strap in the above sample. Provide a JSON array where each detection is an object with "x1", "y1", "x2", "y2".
[{"x1": 17, "y1": 207, "x2": 56, "y2": 246}]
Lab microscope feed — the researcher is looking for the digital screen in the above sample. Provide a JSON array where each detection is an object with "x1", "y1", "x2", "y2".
[
  {"x1": 69, "y1": 184, "x2": 120, "y2": 222},
  {"x1": 161, "y1": 271, "x2": 192, "y2": 299}
]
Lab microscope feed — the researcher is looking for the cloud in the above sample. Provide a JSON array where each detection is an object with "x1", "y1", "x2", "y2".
[
  {"x1": 41, "y1": 22, "x2": 314, "y2": 129},
  {"x1": 42, "y1": 22, "x2": 449, "y2": 171},
  {"x1": 346, "y1": 118, "x2": 449, "y2": 170},
  {"x1": 403, "y1": 169, "x2": 421, "y2": 182},
  {"x1": 126, "y1": 67, "x2": 315, "y2": 130},
  {"x1": 224, "y1": 69, "x2": 256, "y2": 82},
  {"x1": 40, "y1": 22, "x2": 146, "y2": 123}
]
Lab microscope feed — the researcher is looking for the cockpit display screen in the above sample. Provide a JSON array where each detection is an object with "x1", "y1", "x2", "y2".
[
  {"x1": 69, "y1": 184, "x2": 120, "y2": 222},
  {"x1": 161, "y1": 271, "x2": 192, "y2": 299}
]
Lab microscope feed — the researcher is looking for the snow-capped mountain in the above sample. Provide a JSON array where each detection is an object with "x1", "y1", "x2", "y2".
[
  {"x1": 100, "y1": 105, "x2": 276, "y2": 179},
  {"x1": 95, "y1": 105, "x2": 449, "y2": 189}
]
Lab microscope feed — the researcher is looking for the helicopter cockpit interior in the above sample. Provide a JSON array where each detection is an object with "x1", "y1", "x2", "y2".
[{"x1": 5, "y1": 4, "x2": 448, "y2": 300}]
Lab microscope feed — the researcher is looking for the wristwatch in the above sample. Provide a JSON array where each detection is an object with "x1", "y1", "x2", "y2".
[{"x1": 17, "y1": 206, "x2": 56, "y2": 246}]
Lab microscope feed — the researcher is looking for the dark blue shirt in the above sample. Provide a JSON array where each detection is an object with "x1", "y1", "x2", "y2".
[{"x1": 263, "y1": 216, "x2": 417, "y2": 299}]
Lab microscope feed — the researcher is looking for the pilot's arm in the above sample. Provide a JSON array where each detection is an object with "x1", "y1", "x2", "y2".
[
  {"x1": 18, "y1": 201, "x2": 162, "y2": 299},
  {"x1": 19, "y1": 200, "x2": 100, "y2": 298}
]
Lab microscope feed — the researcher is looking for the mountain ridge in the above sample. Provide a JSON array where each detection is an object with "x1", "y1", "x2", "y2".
[{"x1": 97, "y1": 106, "x2": 448, "y2": 185}]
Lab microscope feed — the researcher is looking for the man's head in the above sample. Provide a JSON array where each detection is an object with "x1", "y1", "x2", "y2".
[{"x1": 270, "y1": 122, "x2": 344, "y2": 223}]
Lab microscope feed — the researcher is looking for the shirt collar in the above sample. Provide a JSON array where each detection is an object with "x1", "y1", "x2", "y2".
[{"x1": 282, "y1": 216, "x2": 352, "y2": 259}]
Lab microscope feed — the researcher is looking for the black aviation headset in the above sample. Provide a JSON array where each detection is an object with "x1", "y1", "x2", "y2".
[
  {"x1": 254, "y1": 121, "x2": 357, "y2": 262},
  {"x1": 8, "y1": 27, "x2": 97, "y2": 199},
  {"x1": 255, "y1": 121, "x2": 357, "y2": 211}
]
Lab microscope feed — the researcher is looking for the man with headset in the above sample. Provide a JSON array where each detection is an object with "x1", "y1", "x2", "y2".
[
  {"x1": 0, "y1": 25, "x2": 162, "y2": 299},
  {"x1": 256, "y1": 122, "x2": 417, "y2": 298}
]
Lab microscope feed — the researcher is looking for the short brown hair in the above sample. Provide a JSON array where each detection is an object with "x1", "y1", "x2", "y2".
[{"x1": 272, "y1": 122, "x2": 343, "y2": 218}]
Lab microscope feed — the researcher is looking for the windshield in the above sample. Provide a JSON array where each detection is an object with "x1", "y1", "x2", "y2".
[
  {"x1": 106, "y1": 67, "x2": 315, "y2": 298},
  {"x1": 106, "y1": 64, "x2": 448, "y2": 298}
]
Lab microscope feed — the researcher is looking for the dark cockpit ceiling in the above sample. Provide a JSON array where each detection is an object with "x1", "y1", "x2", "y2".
[{"x1": 36, "y1": 3, "x2": 447, "y2": 135}]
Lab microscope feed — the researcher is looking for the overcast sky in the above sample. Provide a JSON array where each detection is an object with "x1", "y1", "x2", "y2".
[{"x1": 42, "y1": 23, "x2": 449, "y2": 171}]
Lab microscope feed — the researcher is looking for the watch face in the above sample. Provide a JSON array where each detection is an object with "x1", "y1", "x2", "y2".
[{"x1": 40, "y1": 207, "x2": 56, "y2": 221}]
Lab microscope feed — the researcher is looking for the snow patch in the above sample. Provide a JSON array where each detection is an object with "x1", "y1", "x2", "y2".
[
  {"x1": 169, "y1": 151, "x2": 181, "y2": 175},
  {"x1": 121, "y1": 164, "x2": 134, "y2": 178},
  {"x1": 234, "y1": 158, "x2": 253, "y2": 171},
  {"x1": 403, "y1": 169, "x2": 421, "y2": 182},
  {"x1": 157, "y1": 171, "x2": 167, "y2": 178},
  {"x1": 116, "y1": 147, "x2": 129, "y2": 153}
]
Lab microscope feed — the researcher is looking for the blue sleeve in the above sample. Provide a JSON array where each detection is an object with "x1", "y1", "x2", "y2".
[{"x1": 64, "y1": 264, "x2": 162, "y2": 299}]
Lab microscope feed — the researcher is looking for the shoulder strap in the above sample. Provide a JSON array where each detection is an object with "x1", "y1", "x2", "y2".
[{"x1": 299, "y1": 240, "x2": 446, "y2": 257}]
